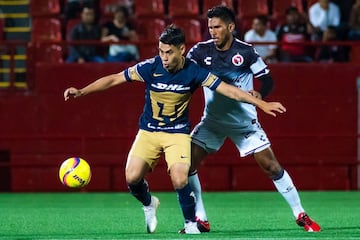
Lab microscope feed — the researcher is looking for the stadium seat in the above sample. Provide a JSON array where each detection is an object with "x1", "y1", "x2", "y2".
[
  {"x1": 350, "y1": 46, "x2": 360, "y2": 63},
  {"x1": 26, "y1": 44, "x2": 64, "y2": 65},
  {"x1": 202, "y1": 0, "x2": 234, "y2": 15},
  {"x1": 237, "y1": 17, "x2": 253, "y2": 36},
  {"x1": 36, "y1": 44, "x2": 63, "y2": 63},
  {"x1": 134, "y1": 0, "x2": 164, "y2": 18},
  {"x1": 168, "y1": 0, "x2": 200, "y2": 18},
  {"x1": 307, "y1": 0, "x2": 319, "y2": 8},
  {"x1": 171, "y1": 18, "x2": 202, "y2": 43},
  {"x1": 237, "y1": 0, "x2": 268, "y2": 19},
  {"x1": 137, "y1": 43, "x2": 156, "y2": 61},
  {"x1": 272, "y1": 0, "x2": 304, "y2": 19},
  {"x1": 31, "y1": 18, "x2": 62, "y2": 42},
  {"x1": 100, "y1": 0, "x2": 133, "y2": 17},
  {"x1": 30, "y1": 0, "x2": 60, "y2": 17},
  {"x1": 136, "y1": 18, "x2": 166, "y2": 42},
  {"x1": 136, "y1": 18, "x2": 166, "y2": 60}
]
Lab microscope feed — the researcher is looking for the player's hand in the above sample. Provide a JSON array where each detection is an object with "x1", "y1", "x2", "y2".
[
  {"x1": 64, "y1": 87, "x2": 82, "y2": 101},
  {"x1": 262, "y1": 102, "x2": 286, "y2": 117}
]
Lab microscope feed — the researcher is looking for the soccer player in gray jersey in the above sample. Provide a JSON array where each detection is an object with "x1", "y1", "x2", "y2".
[{"x1": 185, "y1": 6, "x2": 321, "y2": 233}]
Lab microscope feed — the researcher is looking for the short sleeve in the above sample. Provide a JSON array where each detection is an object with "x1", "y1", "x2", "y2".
[
  {"x1": 124, "y1": 65, "x2": 143, "y2": 82},
  {"x1": 187, "y1": 44, "x2": 201, "y2": 63},
  {"x1": 201, "y1": 73, "x2": 221, "y2": 90}
]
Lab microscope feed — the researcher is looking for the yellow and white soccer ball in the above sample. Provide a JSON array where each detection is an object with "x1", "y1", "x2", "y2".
[{"x1": 59, "y1": 157, "x2": 91, "y2": 188}]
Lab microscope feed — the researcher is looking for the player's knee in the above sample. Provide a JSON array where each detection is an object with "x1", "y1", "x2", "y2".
[
  {"x1": 169, "y1": 163, "x2": 190, "y2": 188},
  {"x1": 264, "y1": 162, "x2": 281, "y2": 175},
  {"x1": 125, "y1": 169, "x2": 142, "y2": 185},
  {"x1": 170, "y1": 169, "x2": 188, "y2": 189},
  {"x1": 171, "y1": 175, "x2": 188, "y2": 189},
  {"x1": 269, "y1": 161, "x2": 282, "y2": 174},
  {"x1": 265, "y1": 162, "x2": 283, "y2": 179},
  {"x1": 255, "y1": 150, "x2": 281, "y2": 174}
]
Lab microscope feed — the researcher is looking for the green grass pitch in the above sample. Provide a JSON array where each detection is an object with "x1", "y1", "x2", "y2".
[{"x1": 0, "y1": 191, "x2": 359, "y2": 239}]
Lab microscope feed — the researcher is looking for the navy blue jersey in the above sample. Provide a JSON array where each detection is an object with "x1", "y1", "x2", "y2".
[
  {"x1": 124, "y1": 56, "x2": 221, "y2": 133},
  {"x1": 187, "y1": 39, "x2": 270, "y2": 127}
]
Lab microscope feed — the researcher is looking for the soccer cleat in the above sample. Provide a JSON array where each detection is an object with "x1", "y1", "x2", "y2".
[
  {"x1": 195, "y1": 216, "x2": 210, "y2": 232},
  {"x1": 178, "y1": 221, "x2": 201, "y2": 234},
  {"x1": 143, "y1": 196, "x2": 160, "y2": 233},
  {"x1": 296, "y1": 212, "x2": 321, "y2": 232},
  {"x1": 179, "y1": 216, "x2": 210, "y2": 233}
]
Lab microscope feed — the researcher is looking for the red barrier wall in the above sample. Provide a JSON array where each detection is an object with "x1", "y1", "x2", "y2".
[{"x1": 0, "y1": 62, "x2": 358, "y2": 191}]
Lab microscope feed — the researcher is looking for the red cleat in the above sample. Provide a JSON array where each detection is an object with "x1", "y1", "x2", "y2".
[
  {"x1": 179, "y1": 217, "x2": 210, "y2": 233},
  {"x1": 296, "y1": 212, "x2": 321, "y2": 232},
  {"x1": 195, "y1": 216, "x2": 210, "y2": 232}
]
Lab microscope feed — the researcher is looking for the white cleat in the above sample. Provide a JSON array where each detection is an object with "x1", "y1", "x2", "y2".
[
  {"x1": 180, "y1": 221, "x2": 201, "y2": 234},
  {"x1": 143, "y1": 196, "x2": 160, "y2": 233}
]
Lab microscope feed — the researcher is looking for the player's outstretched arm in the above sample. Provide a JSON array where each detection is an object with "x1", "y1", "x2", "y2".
[
  {"x1": 215, "y1": 82, "x2": 286, "y2": 117},
  {"x1": 64, "y1": 71, "x2": 127, "y2": 101}
]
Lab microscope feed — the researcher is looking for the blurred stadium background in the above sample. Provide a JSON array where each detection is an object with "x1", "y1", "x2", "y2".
[{"x1": 0, "y1": 0, "x2": 359, "y2": 192}]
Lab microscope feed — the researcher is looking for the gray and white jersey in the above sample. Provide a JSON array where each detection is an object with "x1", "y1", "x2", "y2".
[{"x1": 187, "y1": 38, "x2": 270, "y2": 128}]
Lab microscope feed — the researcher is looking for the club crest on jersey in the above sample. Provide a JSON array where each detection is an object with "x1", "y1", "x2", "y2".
[{"x1": 232, "y1": 54, "x2": 244, "y2": 66}]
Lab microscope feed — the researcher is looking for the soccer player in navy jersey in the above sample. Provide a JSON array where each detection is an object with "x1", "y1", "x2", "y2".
[
  {"x1": 64, "y1": 25, "x2": 286, "y2": 234},
  {"x1": 185, "y1": 6, "x2": 321, "y2": 232}
]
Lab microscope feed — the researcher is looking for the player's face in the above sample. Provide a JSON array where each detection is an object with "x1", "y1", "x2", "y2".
[
  {"x1": 208, "y1": 17, "x2": 235, "y2": 50},
  {"x1": 158, "y1": 42, "x2": 185, "y2": 72}
]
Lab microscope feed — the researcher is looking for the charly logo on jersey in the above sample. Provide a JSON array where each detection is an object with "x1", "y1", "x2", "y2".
[
  {"x1": 151, "y1": 83, "x2": 190, "y2": 91},
  {"x1": 232, "y1": 53, "x2": 244, "y2": 66},
  {"x1": 204, "y1": 57, "x2": 212, "y2": 65}
]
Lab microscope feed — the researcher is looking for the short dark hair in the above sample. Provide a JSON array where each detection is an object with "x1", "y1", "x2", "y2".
[
  {"x1": 159, "y1": 24, "x2": 185, "y2": 47},
  {"x1": 255, "y1": 15, "x2": 268, "y2": 26},
  {"x1": 207, "y1": 5, "x2": 235, "y2": 24},
  {"x1": 285, "y1": 6, "x2": 299, "y2": 15},
  {"x1": 114, "y1": 5, "x2": 129, "y2": 18},
  {"x1": 81, "y1": 4, "x2": 96, "y2": 12}
]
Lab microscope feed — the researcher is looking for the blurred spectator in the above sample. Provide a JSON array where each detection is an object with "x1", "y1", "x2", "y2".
[
  {"x1": 348, "y1": 0, "x2": 360, "y2": 40},
  {"x1": 332, "y1": 0, "x2": 355, "y2": 40},
  {"x1": 64, "y1": 0, "x2": 99, "y2": 20},
  {"x1": 308, "y1": 0, "x2": 341, "y2": 41},
  {"x1": 244, "y1": 15, "x2": 278, "y2": 63},
  {"x1": 277, "y1": 7, "x2": 312, "y2": 62},
  {"x1": 66, "y1": 6, "x2": 105, "y2": 63},
  {"x1": 333, "y1": 0, "x2": 355, "y2": 24},
  {"x1": 315, "y1": 26, "x2": 347, "y2": 62},
  {"x1": 101, "y1": 0, "x2": 134, "y2": 17},
  {"x1": 101, "y1": 5, "x2": 139, "y2": 62}
]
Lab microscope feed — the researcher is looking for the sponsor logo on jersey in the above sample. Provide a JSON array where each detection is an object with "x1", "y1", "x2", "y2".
[
  {"x1": 147, "y1": 122, "x2": 187, "y2": 130},
  {"x1": 151, "y1": 83, "x2": 190, "y2": 91},
  {"x1": 260, "y1": 135, "x2": 267, "y2": 142},
  {"x1": 153, "y1": 73, "x2": 163, "y2": 77},
  {"x1": 232, "y1": 53, "x2": 244, "y2": 66},
  {"x1": 204, "y1": 57, "x2": 212, "y2": 65}
]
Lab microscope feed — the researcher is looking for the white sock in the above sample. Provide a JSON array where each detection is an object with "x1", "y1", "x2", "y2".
[
  {"x1": 273, "y1": 170, "x2": 305, "y2": 218},
  {"x1": 188, "y1": 173, "x2": 208, "y2": 221}
]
